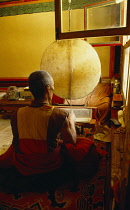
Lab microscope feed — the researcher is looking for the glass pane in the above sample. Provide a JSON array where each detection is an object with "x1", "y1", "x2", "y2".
[
  {"x1": 86, "y1": 36, "x2": 121, "y2": 45},
  {"x1": 61, "y1": 0, "x2": 127, "y2": 33},
  {"x1": 85, "y1": 1, "x2": 126, "y2": 30},
  {"x1": 62, "y1": 1, "x2": 84, "y2": 32}
]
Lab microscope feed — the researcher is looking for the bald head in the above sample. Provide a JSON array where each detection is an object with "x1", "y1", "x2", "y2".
[{"x1": 28, "y1": 70, "x2": 54, "y2": 100}]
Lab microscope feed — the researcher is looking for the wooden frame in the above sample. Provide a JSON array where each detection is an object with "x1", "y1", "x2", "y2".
[
  {"x1": 84, "y1": 0, "x2": 124, "y2": 45},
  {"x1": 55, "y1": 0, "x2": 130, "y2": 40}
]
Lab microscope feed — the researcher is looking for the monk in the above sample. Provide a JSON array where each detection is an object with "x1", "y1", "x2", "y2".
[{"x1": 0, "y1": 70, "x2": 102, "y2": 201}]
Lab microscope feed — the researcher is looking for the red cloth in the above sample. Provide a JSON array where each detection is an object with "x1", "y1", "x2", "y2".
[
  {"x1": 0, "y1": 145, "x2": 14, "y2": 168},
  {"x1": 112, "y1": 181, "x2": 120, "y2": 203},
  {"x1": 62, "y1": 137, "x2": 102, "y2": 178},
  {"x1": 65, "y1": 137, "x2": 108, "y2": 162},
  {"x1": 0, "y1": 137, "x2": 108, "y2": 177},
  {"x1": 13, "y1": 139, "x2": 62, "y2": 175},
  {"x1": 52, "y1": 94, "x2": 64, "y2": 104},
  {"x1": 13, "y1": 146, "x2": 62, "y2": 175},
  {"x1": 0, "y1": 141, "x2": 63, "y2": 175},
  {"x1": 19, "y1": 139, "x2": 48, "y2": 154},
  {"x1": 65, "y1": 137, "x2": 94, "y2": 161}
]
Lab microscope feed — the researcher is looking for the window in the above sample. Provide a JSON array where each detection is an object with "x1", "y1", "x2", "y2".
[{"x1": 55, "y1": 0, "x2": 129, "y2": 41}]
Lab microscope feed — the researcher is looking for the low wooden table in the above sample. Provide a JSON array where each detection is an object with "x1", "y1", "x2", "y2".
[
  {"x1": 0, "y1": 99, "x2": 97, "y2": 132},
  {"x1": 0, "y1": 99, "x2": 32, "y2": 116}
]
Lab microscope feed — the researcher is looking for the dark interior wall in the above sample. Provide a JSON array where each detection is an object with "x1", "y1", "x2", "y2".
[{"x1": 114, "y1": 46, "x2": 121, "y2": 75}]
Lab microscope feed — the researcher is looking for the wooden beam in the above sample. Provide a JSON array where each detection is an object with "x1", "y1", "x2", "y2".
[
  {"x1": 57, "y1": 27, "x2": 130, "y2": 40},
  {"x1": 55, "y1": 0, "x2": 61, "y2": 40},
  {"x1": 124, "y1": 39, "x2": 130, "y2": 49}
]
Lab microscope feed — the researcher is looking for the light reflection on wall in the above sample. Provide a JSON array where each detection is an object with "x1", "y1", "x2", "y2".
[{"x1": 122, "y1": 47, "x2": 130, "y2": 105}]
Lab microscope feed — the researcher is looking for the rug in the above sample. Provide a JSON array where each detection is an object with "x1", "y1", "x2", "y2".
[{"x1": 0, "y1": 140, "x2": 108, "y2": 210}]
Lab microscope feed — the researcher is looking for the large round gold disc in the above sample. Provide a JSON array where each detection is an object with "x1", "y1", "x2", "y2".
[{"x1": 40, "y1": 39, "x2": 101, "y2": 100}]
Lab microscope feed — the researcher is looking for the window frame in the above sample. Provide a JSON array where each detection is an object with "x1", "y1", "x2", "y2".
[{"x1": 55, "y1": 0, "x2": 130, "y2": 40}]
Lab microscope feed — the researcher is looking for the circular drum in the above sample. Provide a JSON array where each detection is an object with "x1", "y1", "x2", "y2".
[{"x1": 40, "y1": 39, "x2": 101, "y2": 100}]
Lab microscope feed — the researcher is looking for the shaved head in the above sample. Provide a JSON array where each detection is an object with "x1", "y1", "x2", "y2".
[{"x1": 28, "y1": 70, "x2": 54, "y2": 99}]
